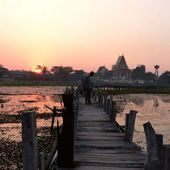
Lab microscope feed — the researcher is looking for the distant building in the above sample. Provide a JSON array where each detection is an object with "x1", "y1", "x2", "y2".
[
  {"x1": 97, "y1": 66, "x2": 108, "y2": 76},
  {"x1": 112, "y1": 55, "x2": 131, "y2": 80}
]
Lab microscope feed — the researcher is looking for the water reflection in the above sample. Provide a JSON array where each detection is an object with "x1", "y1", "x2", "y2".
[
  {"x1": 116, "y1": 94, "x2": 170, "y2": 151},
  {"x1": 0, "y1": 94, "x2": 63, "y2": 115},
  {"x1": 0, "y1": 86, "x2": 65, "y2": 141},
  {"x1": 129, "y1": 97, "x2": 144, "y2": 106},
  {"x1": 0, "y1": 86, "x2": 65, "y2": 95},
  {"x1": 153, "y1": 98, "x2": 159, "y2": 107}
]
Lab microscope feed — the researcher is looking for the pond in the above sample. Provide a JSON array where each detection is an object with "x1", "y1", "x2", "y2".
[
  {"x1": 1, "y1": 86, "x2": 170, "y2": 151},
  {"x1": 0, "y1": 86, "x2": 65, "y2": 141},
  {"x1": 115, "y1": 94, "x2": 170, "y2": 150}
]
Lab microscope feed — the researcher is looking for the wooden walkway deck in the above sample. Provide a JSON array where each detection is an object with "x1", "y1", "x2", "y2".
[{"x1": 57, "y1": 100, "x2": 145, "y2": 170}]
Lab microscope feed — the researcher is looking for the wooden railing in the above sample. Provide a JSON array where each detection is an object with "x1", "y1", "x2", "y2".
[
  {"x1": 96, "y1": 92, "x2": 170, "y2": 170},
  {"x1": 143, "y1": 122, "x2": 170, "y2": 170},
  {"x1": 21, "y1": 88, "x2": 79, "y2": 170},
  {"x1": 57, "y1": 92, "x2": 79, "y2": 168},
  {"x1": 97, "y1": 93, "x2": 137, "y2": 142},
  {"x1": 94, "y1": 84, "x2": 170, "y2": 94},
  {"x1": 21, "y1": 86, "x2": 170, "y2": 170}
]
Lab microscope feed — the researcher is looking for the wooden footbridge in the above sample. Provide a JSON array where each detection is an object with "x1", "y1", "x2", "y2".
[
  {"x1": 21, "y1": 90, "x2": 170, "y2": 170},
  {"x1": 72, "y1": 101, "x2": 145, "y2": 170},
  {"x1": 55, "y1": 93, "x2": 145, "y2": 170}
]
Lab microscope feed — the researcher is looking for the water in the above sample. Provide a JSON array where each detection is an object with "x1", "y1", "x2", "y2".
[
  {"x1": 0, "y1": 86, "x2": 65, "y2": 141},
  {"x1": 1, "y1": 87, "x2": 170, "y2": 150},
  {"x1": 115, "y1": 94, "x2": 170, "y2": 150}
]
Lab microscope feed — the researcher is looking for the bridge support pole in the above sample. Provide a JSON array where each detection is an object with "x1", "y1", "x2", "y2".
[
  {"x1": 58, "y1": 93, "x2": 75, "y2": 167},
  {"x1": 22, "y1": 112, "x2": 38, "y2": 170}
]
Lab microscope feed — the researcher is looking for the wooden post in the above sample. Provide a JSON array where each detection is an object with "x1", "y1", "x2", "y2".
[
  {"x1": 39, "y1": 152, "x2": 45, "y2": 170},
  {"x1": 125, "y1": 114, "x2": 129, "y2": 140},
  {"x1": 162, "y1": 145, "x2": 170, "y2": 170},
  {"x1": 156, "y1": 134, "x2": 163, "y2": 169},
  {"x1": 143, "y1": 122, "x2": 159, "y2": 170},
  {"x1": 74, "y1": 90, "x2": 79, "y2": 139},
  {"x1": 51, "y1": 106, "x2": 56, "y2": 132},
  {"x1": 103, "y1": 95, "x2": 107, "y2": 111},
  {"x1": 109, "y1": 101, "x2": 116, "y2": 122},
  {"x1": 112, "y1": 101, "x2": 116, "y2": 122},
  {"x1": 97, "y1": 93, "x2": 100, "y2": 106},
  {"x1": 106, "y1": 99, "x2": 110, "y2": 114},
  {"x1": 57, "y1": 119, "x2": 60, "y2": 147},
  {"x1": 22, "y1": 112, "x2": 38, "y2": 170},
  {"x1": 98, "y1": 94, "x2": 103, "y2": 107},
  {"x1": 126, "y1": 110, "x2": 137, "y2": 143},
  {"x1": 109, "y1": 99, "x2": 113, "y2": 121},
  {"x1": 58, "y1": 93, "x2": 75, "y2": 167},
  {"x1": 101, "y1": 95, "x2": 104, "y2": 107},
  {"x1": 98, "y1": 94, "x2": 102, "y2": 107},
  {"x1": 107, "y1": 96, "x2": 112, "y2": 115}
]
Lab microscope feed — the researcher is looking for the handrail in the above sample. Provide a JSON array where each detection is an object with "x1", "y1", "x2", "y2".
[
  {"x1": 21, "y1": 89, "x2": 79, "y2": 170},
  {"x1": 96, "y1": 92, "x2": 137, "y2": 141},
  {"x1": 143, "y1": 122, "x2": 170, "y2": 170}
]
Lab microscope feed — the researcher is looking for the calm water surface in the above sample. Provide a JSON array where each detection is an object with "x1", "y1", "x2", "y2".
[
  {"x1": 1, "y1": 87, "x2": 170, "y2": 150},
  {"x1": 0, "y1": 86, "x2": 65, "y2": 140},
  {"x1": 116, "y1": 94, "x2": 170, "y2": 150}
]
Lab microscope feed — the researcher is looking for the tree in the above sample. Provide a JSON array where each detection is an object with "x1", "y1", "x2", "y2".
[
  {"x1": 0, "y1": 65, "x2": 9, "y2": 78},
  {"x1": 35, "y1": 65, "x2": 48, "y2": 74},
  {"x1": 159, "y1": 71, "x2": 170, "y2": 84},
  {"x1": 132, "y1": 65, "x2": 146, "y2": 80},
  {"x1": 145, "y1": 72, "x2": 155, "y2": 82},
  {"x1": 70, "y1": 70, "x2": 86, "y2": 82},
  {"x1": 33, "y1": 65, "x2": 50, "y2": 81},
  {"x1": 51, "y1": 66, "x2": 73, "y2": 82}
]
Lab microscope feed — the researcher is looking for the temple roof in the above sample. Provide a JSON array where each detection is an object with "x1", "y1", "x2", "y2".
[{"x1": 114, "y1": 55, "x2": 129, "y2": 70}]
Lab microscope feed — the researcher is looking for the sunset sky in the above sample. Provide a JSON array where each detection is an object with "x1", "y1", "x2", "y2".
[{"x1": 0, "y1": 0, "x2": 170, "y2": 73}]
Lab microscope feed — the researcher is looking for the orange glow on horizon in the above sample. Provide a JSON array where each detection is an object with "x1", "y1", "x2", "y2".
[
  {"x1": 34, "y1": 68, "x2": 42, "y2": 74},
  {"x1": 0, "y1": 0, "x2": 170, "y2": 74}
]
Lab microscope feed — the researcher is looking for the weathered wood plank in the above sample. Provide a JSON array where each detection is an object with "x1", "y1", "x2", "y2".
[
  {"x1": 57, "y1": 165, "x2": 144, "y2": 170},
  {"x1": 56, "y1": 98, "x2": 145, "y2": 169}
]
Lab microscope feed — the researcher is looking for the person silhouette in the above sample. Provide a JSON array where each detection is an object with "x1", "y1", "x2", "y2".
[{"x1": 83, "y1": 71, "x2": 94, "y2": 104}]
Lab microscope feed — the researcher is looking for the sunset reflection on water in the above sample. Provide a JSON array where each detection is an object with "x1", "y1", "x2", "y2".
[
  {"x1": 0, "y1": 94, "x2": 63, "y2": 115},
  {"x1": 116, "y1": 94, "x2": 170, "y2": 150},
  {"x1": 0, "y1": 86, "x2": 65, "y2": 141},
  {"x1": 1, "y1": 87, "x2": 170, "y2": 151}
]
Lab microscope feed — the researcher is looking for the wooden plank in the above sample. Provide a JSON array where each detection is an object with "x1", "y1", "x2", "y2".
[
  {"x1": 75, "y1": 161, "x2": 144, "y2": 168},
  {"x1": 65, "y1": 99, "x2": 145, "y2": 169},
  {"x1": 57, "y1": 165, "x2": 144, "y2": 170}
]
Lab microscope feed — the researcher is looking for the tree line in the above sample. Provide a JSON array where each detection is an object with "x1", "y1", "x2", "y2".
[
  {"x1": 0, "y1": 65, "x2": 85, "y2": 84},
  {"x1": 0, "y1": 64, "x2": 170, "y2": 85}
]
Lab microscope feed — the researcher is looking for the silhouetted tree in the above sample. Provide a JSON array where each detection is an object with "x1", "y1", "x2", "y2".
[
  {"x1": 51, "y1": 66, "x2": 73, "y2": 83},
  {"x1": 0, "y1": 65, "x2": 9, "y2": 78},
  {"x1": 159, "y1": 71, "x2": 170, "y2": 84},
  {"x1": 70, "y1": 70, "x2": 86, "y2": 82},
  {"x1": 132, "y1": 65, "x2": 146, "y2": 80},
  {"x1": 34, "y1": 65, "x2": 51, "y2": 80},
  {"x1": 145, "y1": 72, "x2": 155, "y2": 82},
  {"x1": 36, "y1": 65, "x2": 48, "y2": 74}
]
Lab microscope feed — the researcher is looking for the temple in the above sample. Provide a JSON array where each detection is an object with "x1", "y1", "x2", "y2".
[{"x1": 112, "y1": 55, "x2": 131, "y2": 80}]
